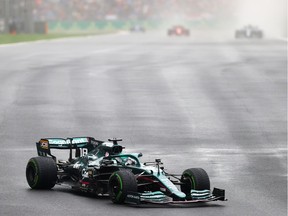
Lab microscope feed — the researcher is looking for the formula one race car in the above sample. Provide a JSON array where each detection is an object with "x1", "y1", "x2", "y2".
[
  {"x1": 130, "y1": 24, "x2": 145, "y2": 33},
  {"x1": 235, "y1": 25, "x2": 263, "y2": 39},
  {"x1": 168, "y1": 25, "x2": 190, "y2": 36},
  {"x1": 26, "y1": 137, "x2": 226, "y2": 205}
]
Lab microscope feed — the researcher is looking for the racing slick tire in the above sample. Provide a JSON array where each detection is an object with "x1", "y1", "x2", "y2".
[
  {"x1": 108, "y1": 170, "x2": 137, "y2": 204},
  {"x1": 26, "y1": 157, "x2": 57, "y2": 189},
  {"x1": 180, "y1": 168, "x2": 210, "y2": 200}
]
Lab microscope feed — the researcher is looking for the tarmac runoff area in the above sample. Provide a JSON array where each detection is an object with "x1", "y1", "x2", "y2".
[{"x1": 0, "y1": 32, "x2": 286, "y2": 216}]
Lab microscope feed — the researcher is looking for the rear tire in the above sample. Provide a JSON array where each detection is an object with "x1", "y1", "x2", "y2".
[
  {"x1": 180, "y1": 168, "x2": 210, "y2": 200},
  {"x1": 108, "y1": 170, "x2": 137, "y2": 204},
  {"x1": 26, "y1": 157, "x2": 57, "y2": 189}
]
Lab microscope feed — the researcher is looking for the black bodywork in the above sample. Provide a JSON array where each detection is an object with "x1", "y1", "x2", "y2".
[{"x1": 26, "y1": 137, "x2": 226, "y2": 205}]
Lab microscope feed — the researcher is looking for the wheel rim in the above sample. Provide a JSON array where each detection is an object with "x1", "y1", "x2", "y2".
[
  {"x1": 27, "y1": 164, "x2": 38, "y2": 187},
  {"x1": 109, "y1": 175, "x2": 122, "y2": 201},
  {"x1": 181, "y1": 173, "x2": 195, "y2": 197}
]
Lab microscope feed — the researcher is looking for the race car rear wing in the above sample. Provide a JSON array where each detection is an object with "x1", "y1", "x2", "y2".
[{"x1": 36, "y1": 137, "x2": 103, "y2": 161}]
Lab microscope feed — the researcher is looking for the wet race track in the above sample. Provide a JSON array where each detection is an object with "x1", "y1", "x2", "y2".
[{"x1": 0, "y1": 32, "x2": 287, "y2": 216}]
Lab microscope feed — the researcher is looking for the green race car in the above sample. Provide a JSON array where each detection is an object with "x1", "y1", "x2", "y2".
[{"x1": 26, "y1": 137, "x2": 226, "y2": 204}]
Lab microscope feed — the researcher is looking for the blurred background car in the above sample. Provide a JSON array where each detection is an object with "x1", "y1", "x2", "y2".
[
  {"x1": 130, "y1": 24, "x2": 145, "y2": 33},
  {"x1": 167, "y1": 25, "x2": 190, "y2": 36},
  {"x1": 235, "y1": 25, "x2": 263, "y2": 39}
]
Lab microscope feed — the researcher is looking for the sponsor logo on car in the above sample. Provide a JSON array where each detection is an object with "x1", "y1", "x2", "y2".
[
  {"x1": 127, "y1": 194, "x2": 140, "y2": 200},
  {"x1": 40, "y1": 140, "x2": 49, "y2": 149}
]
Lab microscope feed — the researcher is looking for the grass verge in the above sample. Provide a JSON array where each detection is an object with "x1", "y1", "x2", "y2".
[{"x1": 0, "y1": 32, "x2": 115, "y2": 45}]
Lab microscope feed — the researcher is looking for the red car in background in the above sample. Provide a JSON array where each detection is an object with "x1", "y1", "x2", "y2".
[{"x1": 168, "y1": 26, "x2": 190, "y2": 36}]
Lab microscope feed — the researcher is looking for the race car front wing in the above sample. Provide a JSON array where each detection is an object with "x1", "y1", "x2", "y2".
[{"x1": 125, "y1": 188, "x2": 226, "y2": 205}]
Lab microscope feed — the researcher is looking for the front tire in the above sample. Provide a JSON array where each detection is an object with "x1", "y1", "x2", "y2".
[
  {"x1": 180, "y1": 168, "x2": 210, "y2": 200},
  {"x1": 108, "y1": 170, "x2": 137, "y2": 204},
  {"x1": 26, "y1": 157, "x2": 57, "y2": 189}
]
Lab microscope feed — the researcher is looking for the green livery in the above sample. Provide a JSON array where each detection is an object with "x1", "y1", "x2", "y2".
[{"x1": 26, "y1": 137, "x2": 226, "y2": 204}]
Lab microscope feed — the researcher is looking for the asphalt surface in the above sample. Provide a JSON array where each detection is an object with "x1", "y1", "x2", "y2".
[{"x1": 0, "y1": 32, "x2": 287, "y2": 216}]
